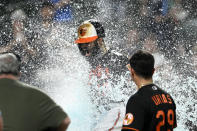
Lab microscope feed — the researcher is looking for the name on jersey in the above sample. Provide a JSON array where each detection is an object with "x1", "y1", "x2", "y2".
[{"x1": 152, "y1": 94, "x2": 172, "y2": 106}]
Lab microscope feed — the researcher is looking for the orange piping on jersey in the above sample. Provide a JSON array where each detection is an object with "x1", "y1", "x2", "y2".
[
  {"x1": 121, "y1": 127, "x2": 139, "y2": 131},
  {"x1": 108, "y1": 111, "x2": 120, "y2": 131}
]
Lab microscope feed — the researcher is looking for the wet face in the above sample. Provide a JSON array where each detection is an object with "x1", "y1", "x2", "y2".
[{"x1": 78, "y1": 40, "x2": 100, "y2": 57}]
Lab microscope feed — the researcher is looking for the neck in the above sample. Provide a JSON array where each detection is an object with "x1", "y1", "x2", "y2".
[
  {"x1": 0, "y1": 74, "x2": 18, "y2": 80},
  {"x1": 136, "y1": 78, "x2": 153, "y2": 89}
]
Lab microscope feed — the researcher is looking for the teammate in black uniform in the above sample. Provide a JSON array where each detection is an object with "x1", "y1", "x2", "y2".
[
  {"x1": 75, "y1": 20, "x2": 128, "y2": 78},
  {"x1": 75, "y1": 20, "x2": 129, "y2": 128},
  {"x1": 122, "y1": 50, "x2": 177, "y2": 131},
  {"x1": 75, "y1": 19, "x2": 129, "y2": 89}
]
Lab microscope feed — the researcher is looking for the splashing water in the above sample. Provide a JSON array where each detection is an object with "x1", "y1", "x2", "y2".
[
  {"x1": 1, "y1": 0, "x2": 196, "y2": 130},
  {"x1": 32, "y1": 24, "x2": 197, "y2": 131},
  {"x1": 33, "y1": 43, "x2": 96, "y2": 131},
  {"x1": 154, "y1": 62, "x2": 197, "y2": 131}
]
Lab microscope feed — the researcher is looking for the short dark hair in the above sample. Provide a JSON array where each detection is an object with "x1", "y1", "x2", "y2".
[{"x1": 129, "y1": 50, "x2": 155, "y2": 79}]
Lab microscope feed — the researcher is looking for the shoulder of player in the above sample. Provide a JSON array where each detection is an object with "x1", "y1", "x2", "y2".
[
  {"x1": 126, "y1": 94, "x2": 149, "y2": 112},
  {"x1": 127, "y1": 92, "x2": 144, "y2": 105},
  {"x1": 128, "y1": 85, "x2": 158, "y2": 103},
  {"x1": 154, "y1": 86, "x2": 172, "y2": 96},
  {"x1": 17, "y1": 81, "x2": 51, "y2": 99},
  {"x1": 17, "y1": 81, "x2": 37, "y2": 90}
]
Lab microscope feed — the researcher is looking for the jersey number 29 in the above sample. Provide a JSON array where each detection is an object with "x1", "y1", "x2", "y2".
[{"x1": 156, "y1": 109, "x2": 175, "y2": 131}]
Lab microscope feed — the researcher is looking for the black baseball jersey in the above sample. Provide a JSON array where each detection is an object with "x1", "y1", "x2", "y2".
[
  {"x1": 122, "y1": 84, "x2": 177, "y2": 131},
  {"x1": 90, "y1": 49, "x2": 128, "y2": 74},
  {"x1": 87, "y1": 49, "x2": 130, "y2": 115},
  {"x1": 88, "y1": 49, "x2": 129, "y2": 87}
]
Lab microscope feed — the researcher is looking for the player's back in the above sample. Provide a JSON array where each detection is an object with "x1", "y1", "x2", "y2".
[
  {"x1": 142, "y1": 84, "x2": 177, "y2": 131},
  {"x1": 122, "y1": 84, "x2": 177, "y2": 131}
]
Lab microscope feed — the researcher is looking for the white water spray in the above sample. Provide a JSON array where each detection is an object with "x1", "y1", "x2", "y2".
[{"x1": 33, "y1": 36, "x2": 96, "y2": 131}]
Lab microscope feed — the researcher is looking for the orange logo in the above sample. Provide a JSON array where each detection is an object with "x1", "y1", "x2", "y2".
[
  {"x1": 79, "y1": 28, "x2": 87, "y2": 36},
  {"x1": 123, "y1": 113, "x2": 134, "y2": 125},
  {"x1": 78, "y1": 24, "x2": 91, "y2": 37}
]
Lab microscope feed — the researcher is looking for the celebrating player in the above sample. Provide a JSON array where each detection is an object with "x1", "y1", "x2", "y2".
[
  {"x1": 75, "y1": 19, "x2": 130, "y2": 129},
  {"x1": 75, "y1": 19, "x2": 129, "y2": 87}
]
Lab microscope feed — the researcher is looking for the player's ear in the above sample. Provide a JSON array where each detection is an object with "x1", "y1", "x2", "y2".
[
  {"x1": 97, "y1": 38, "x2": 103, "y2": 46},
  {"x1": 131, "y1": 68, "x2": 135, "y2": 77},
  {"x1": 126, "y1": 64, "x2": 131, "y2": 71}
]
